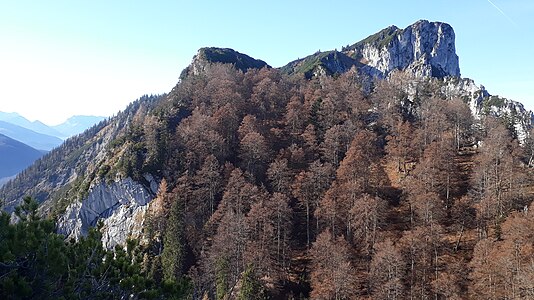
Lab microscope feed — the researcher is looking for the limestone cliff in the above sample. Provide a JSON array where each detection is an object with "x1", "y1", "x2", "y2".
[
  {"x1": 282, "y1": 20, "x2": 460, "y2": 79},
  {"x1": 57, "y1": 176, "x2": 158, "y2": 248},
  {"x1": 353, "y1": 20, "x2": 460, "y2": 78},
  {"x1": 441, "y1": 77, "x2": 534, "y2": 141},
  {"x1": 281, "y1": 20, "x2": 532, "y2": 141}
]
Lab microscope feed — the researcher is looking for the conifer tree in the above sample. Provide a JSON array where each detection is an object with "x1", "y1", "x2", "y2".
[
  {"x1": 216, "y1": 257, "x2": 230, "y2": 300},
  {"x1": 162, "y1": 195, "x2": 185, "y2": 283},
  {"x1": 238, "y1": 264, "x2": 266, "y2": 300}
]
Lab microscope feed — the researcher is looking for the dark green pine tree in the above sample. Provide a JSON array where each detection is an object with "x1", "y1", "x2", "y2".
[
  {"x1": 161, "y1": 194, "x2": 185, "y2": 283},
  {"x1": 216, "y1": 257, "x2": 230, "y2": 300},
  {"x1": 238, "y1": 264, "x2": 266, "y2": 300},
  {"x1": 0, "y1": 197, "x2": 68, "y2": 299}
]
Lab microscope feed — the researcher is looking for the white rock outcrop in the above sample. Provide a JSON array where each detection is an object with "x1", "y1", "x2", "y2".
[
  {"x1": 441, "y1": 77, "x2": 534, "y2": 142},
  {"x1": 360, "y1": 20, "x2": 460, "y2": 78},
  {"x1": 441, "y1": 77, "x2": 489, "y2": 116},
  {"x1": 57, "y1": 176, "x2": 158, "y2": 248}
]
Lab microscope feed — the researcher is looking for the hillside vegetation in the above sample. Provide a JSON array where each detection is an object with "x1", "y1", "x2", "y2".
[{"x1": 3, "y1": 62, "x2": 533, "y2": 299}]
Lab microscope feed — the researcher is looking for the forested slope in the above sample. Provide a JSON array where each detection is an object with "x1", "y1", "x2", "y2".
[
  {"x1": 12, "y1": 63, "x2": 529, "y2": 299},
  {"x1": 143, "y1": 65, "x2": 532, "y2": 299},
  {"x1": 0, "y1": 95, "x2": 163, "y2": 213}
]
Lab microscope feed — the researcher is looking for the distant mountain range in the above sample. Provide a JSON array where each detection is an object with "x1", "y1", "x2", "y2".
[
  {"x1": 0, "y1": 112, "x2": 106, "y2": 141},
  {"x1": 0, "y1": 112, "x2": 105, "y2": 186},
  {"x1": 52, "y1": 115, "x2": 107, "y2": 138},
  {"x1": 0, "y1": 111, "x2": 64, "y2": 138},
  {"x1": 0, "y1": 133, "x2": 43, "y2": 182},
  {"x1": 0, "y1": 120, "x2": 62, "y2": 151},
  {"x1": 0, "y1": 112, "x2": 106, "y2": 151}
]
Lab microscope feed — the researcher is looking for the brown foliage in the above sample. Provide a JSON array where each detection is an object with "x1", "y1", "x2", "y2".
[
  {"x1": 317, "y1": 130, "x2": 386, "y2": 238},
  {"x1": 267, "y1": 157, "x2": 293, "y2": 194},
  {"x1": 349, "y1": 193, "x2": 387, "y2": 254},
  {"x1": 245, "y1": 192, "x2": 292, "y2": 281},
  {"x1": 472, "y1": 118, "x2": 527, "y2": 235},
  {"x1": 136, "y1": 65, "x2": 534, "y2": 298},
  {"x1": 176, "y1": 108, "x2": 227, "y2": 170},
  {"x1": 399, "y1": 225, "x2": 444, "y2": 300},
  {"x1": 370, "y1": 238, "x2": 405, "y2": 299},
  {"x1": 470, "y1": 205, "x2": 534, "y2": 299},
  {"x1": 310, "y1": 230, "x2": 357, "y2": 300},
  {"x1": 293, "y1": 160, "x2": 335, "y2": 248}
]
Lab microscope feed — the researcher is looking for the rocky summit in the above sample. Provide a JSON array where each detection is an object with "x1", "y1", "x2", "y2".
[
  {"x1": 179, "y1": 47, "x2": 270, "y2": 79},
  {"x1": 354, "y1": 20, "x2": 460, "y2": 78},
  {"x1": 282, "y1": 20, "x2": 460, "y2": 79}
]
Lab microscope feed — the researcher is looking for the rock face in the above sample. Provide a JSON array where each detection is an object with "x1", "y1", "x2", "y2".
[
  {"x1": 282, "y1": 20, "x2": 460, "y2": 79},
  {"x1": 355, "y1": 20, "x2": 460, "y2": 78},
  {"x1": 441, "y1": 77, "x2": 534, "y2": 141},
  {"x1": 440, "y1": 77, "x2": 489, "y2": 113},
  {"x1": 57, "y1": 176, "x2": 158, "y2": 248}
]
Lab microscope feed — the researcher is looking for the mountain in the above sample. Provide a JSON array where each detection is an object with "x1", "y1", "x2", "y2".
[
  {"x1": 280, "y1": 20, "x2": 533, "y2": 141},
  {"x1": 0, "y1": 111, "x2": 64, "y2": 138},
  {"x1": 0, "y1": 133, "x2": 44, "y2": 180},
  {"x1": 52, "y1": 115, "x2": 106, "y2": 138},
  {"x1": 2, "y1": 19, "x2": 534, "y2": 299},
  {"x1": 3, "y1": 18, "x2": 531, "y2": 247},
  {"x1": 0, "y1": 120, "x2": 63, "y2": 151},
  {"x1": 0, "y1": 111, "x2": 106, "y2": 140}
]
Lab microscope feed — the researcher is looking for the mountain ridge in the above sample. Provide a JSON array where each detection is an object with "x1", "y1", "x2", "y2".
[
  {"x1": 0, "y1": 120, "x2": 63, "y2": 151},
  {"x1": 0, "y1": 133, "x2": 44, "y2": 179},
  {"x1": 3, "y1": 13, "x2": 534, "y2": 299},
  {"x1": 2, "y1": 19, "x2": 534, "y2": 298},
  {"x1": 0, "y1": 111, "x2": 64, "y2": 138},
  {"x1": 183, "y1": 20, "x2": 532, "y2": 142},
  {"x1": 280, "y1": 20, "x2": 460, "y2": 79},
  {"x1": 0, "y1": 111, "x2": 106, "y2": 140}
]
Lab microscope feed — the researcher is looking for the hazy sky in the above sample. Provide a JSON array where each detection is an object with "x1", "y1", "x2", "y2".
[{"x1": 1, "y1": 0, "x2": 533, "y2": 125}]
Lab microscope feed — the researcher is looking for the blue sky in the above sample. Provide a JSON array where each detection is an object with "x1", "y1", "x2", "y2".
[{"x1": 0, "y1": 0, "x2": 533, "y2": 124}]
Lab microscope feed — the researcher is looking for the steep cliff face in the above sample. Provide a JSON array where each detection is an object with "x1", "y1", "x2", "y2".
[
  {"x1": 57, "y1": 176, "x2": 158, "y2": 248},
  {"x1": 282, "y1": 19, "x2": 532, "y2": 141},
  {"x1": 353, "y1": 20, "x2": 460, "y2": 78},
  {"x1": 282, "y1": 20, "x2": 460, "y2": 79}
]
